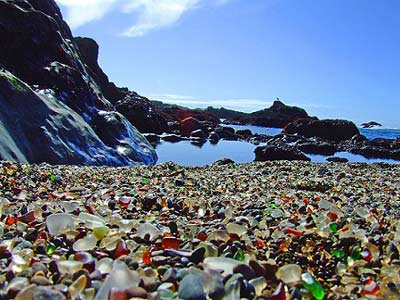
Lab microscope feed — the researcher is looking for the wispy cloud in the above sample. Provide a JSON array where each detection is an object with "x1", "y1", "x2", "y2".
[{"x1": 55, "y1": 0, "x2": 231, "y2": 37}]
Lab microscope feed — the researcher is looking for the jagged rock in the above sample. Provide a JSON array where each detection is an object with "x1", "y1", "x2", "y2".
[
  {"x1": 283, "y1": 119, "x2": 360, "y2": 142},
  {"x1": 254, "y1": 144, "x2": 310, "y2": 161},
  {"x1": 75, "y1": 37, "x2": 170, "y2": 134},
  {"x1": 0, "y1": 70, "x2": 155, "y2": 165},
  {"x1": 0, "y1": 1, "x2": 156, "y2": 165},
  {"x1": 115, "y1": 94, "x2": 169, "y2": 134}
]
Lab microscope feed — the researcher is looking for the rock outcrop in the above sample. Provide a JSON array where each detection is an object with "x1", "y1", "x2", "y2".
[
  {"x1": 283, "y1": 119, "x2": 360, "y2": 142},
  {"x1": 0, "y1": 0, "x2": 156, "y2": 165},
  {"x1": 232, "y1": 100, "x2": 311, "y2": 128}
]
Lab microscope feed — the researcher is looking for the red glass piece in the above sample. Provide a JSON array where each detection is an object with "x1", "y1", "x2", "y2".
[
  {"x1": 114, "y1": 240, "x2": 130, "y2": 259},
  {"x1": 327, "y1": 211, "x2": 338, "y2": 221},
  {"x1": 109, "y1": 288, "x2": 128, "y2": 300},
  {"x1": 284, "y1": 228, "x2": 302, "y2": 237},
  {"x1": 162, "y1": 237, "x2": 179, "y2": 250},
  {"x1": 197, "y1": 231, "x2": 207, "y2": 242},
  {"x1": 270, "y1": 282, "x2": 287, "y2": 300},
  {"x1": 5, "y1": 215, "x2": 17, "y2": 226},
  {"x1": 19, "y1": 211, "x2": 36, "y2": 224},
  {"x1": 253, "y1": 238, "x2": 266, "y2": 248},
  {"x1": 74, "y1": 252, "x2": 95, "y2": 273}
]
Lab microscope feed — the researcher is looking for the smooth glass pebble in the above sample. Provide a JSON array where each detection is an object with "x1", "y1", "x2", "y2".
[
  {"x1": 46, "y1": 213, "x2": 74, "y2": 236},
  {"x1": 276, "y1": 264, "x2": 302, "y2": 285},
  {"x1": 73, "y1": 234, "x2": 97, "y2": 252},
  {"x1": 57, "y1": 260, "x2": 83, "y2": 275}
]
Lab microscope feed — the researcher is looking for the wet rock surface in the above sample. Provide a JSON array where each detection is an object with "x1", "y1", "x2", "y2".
[
  {"x1": 0, "y1": 0, "x2": 156, "y2": 166},
  {"x1": 1, "y1": 160, "x2": 399, "y2": 299}
]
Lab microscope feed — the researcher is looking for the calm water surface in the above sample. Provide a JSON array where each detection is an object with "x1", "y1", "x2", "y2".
[{"x1": 155, "y1": 126, "x2": 400, "y2": 166}]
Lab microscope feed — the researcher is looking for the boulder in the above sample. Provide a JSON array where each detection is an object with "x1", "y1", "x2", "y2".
[
  {"x1": 191, "y1": 129, "x2": 208, "y2": 139},
  {"x1": 254, "y1": 144, "x2": 310, "y2": 162},
  {"x1": 236, "y1": 129, "x2": 253, "y2": 138},
  {"x1": 283, "y1": 119, "x2": 360, "y2": 142},
  {"x1": 179, "y1": 117, "x2": 204, "y2": 136},
  {"x1": 215, "y1": 126, "x2": 238, "y2": 141},
  {"x1": 115, "y1": 94, "x2": 169, "y2": 134}
]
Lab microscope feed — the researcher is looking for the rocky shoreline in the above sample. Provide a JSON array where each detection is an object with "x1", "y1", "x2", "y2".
[{"x1": 1, "y1": 160, "x2": 400, "y2": 299}]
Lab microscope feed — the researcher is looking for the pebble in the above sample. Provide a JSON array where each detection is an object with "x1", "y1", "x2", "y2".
[{"x1": 178, "y1": 274, "x2": 206, "y2": 300}]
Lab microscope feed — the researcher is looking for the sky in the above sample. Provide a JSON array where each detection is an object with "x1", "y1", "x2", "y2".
[{"x1": 56, "y1": 0, "x2": 400, "y2": 128}]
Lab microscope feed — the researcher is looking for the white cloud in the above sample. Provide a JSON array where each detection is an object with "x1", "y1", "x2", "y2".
[{"x1": 55, "y1": 0, "x2": 230, "y2": 36}]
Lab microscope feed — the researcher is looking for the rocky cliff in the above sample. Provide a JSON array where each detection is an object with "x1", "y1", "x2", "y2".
[{"x1": 0, "y1": 0, "x2": 157, "y2": 165}]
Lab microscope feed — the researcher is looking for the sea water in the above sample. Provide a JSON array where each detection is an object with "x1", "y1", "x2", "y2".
[{"x1": 155, "y1": 126, "x2": 400, "y2": 166}]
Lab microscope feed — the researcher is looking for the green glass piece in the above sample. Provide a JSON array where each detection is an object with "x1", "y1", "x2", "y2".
[
  {"x1": 130, "y1": 189, "x2": 137, "y2": 195},
  {"x1": 329, "y1": 223, "x2": 338, "y2": 233},
  {"x1": 270, "y1": 204, "x2": 279, "y2": 209},
  {"x1": 159, "y1": 289, "x2": 174, "y2": 300},
  {"x1": 301, "y1": 272, "x2": 325, "y2": 300},
  {"x1": 47, "y1": 244, "x2": 56, "y2": 255},
  {"x1": 142, "y1": 178, "x2": 149, "y2": 184},
  {"x1": 331, "y1": 249, "x2": 345, "y2": 258},
  {"x1": 261, "y1": 210, "x2": 268, "y2": 216},
  {"x1": 233, "y1": 248, "x2": 245, "y2": 262},
  {"x1": 351, "y1": 247, "x2": 362, "y2": 260},
  {"x1": 50, "y1": 175, "x2": 57, "y2": 181}
]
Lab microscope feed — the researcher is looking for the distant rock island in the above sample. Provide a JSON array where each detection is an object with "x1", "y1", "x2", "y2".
[{"x1": 360, "y1": 121, "x2": 383, "y2": 129}]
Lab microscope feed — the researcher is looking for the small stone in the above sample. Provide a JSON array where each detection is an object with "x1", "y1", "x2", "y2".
[
  {"x1": 162, "y1": 268, "x2": 177, "y2": 283},
  {"x1": 233, "y1": 264, "x2": 256, "y2": 281},
  {"x1": 126, "y1": 286, "x2": 148, "y2": 299},
  {"x1": 190, "y1": 247, "x2": 205, "y2": 265}
]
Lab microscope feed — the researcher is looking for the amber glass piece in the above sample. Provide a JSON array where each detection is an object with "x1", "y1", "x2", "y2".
[
  {"x1": 327, "y1": 211, "x2": 338, "y2": 221},
  {"x1": 143, "y1": 249, "x2": 151, "y2": 265}
]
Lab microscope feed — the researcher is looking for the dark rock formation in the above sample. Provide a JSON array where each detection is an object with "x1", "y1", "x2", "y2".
[
  {"x1": 233, "y1": 100, "x2": 312, "y2": 128},
  {"x1": 283, "y1": 119, "x2": 360, "y2": 142},
  {"x1": 360, "y1": 121, "x2": 382, "y2": 129},
  {"x1": 254, "y1": 143, "x2": 310, "y2": 162},
  {"x1": 215, "y1": 126, "x2": 238, "y2": 141},
  {"x1": 297, "y1": 141, "x2": 336, "y2": 156},
  {"x1": 179, "y1": 117, "x2": 206, "y2": 137},
  {"x1": 204, "y1": 106, "x2": 246, "y2": 120},
  {"x1": 0, "y1": 0, "x2": 156, "y2": 165},
  {"x1": 114, "y1": 94, "x2": 169, "y2": 134},
  {"x1": 74, "y1": 37, "x2": 169, "y2": 134}
]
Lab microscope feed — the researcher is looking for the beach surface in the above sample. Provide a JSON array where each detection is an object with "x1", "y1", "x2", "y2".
[{"x1": 1, "y1": 160, "x2": 400, "y2": 299}]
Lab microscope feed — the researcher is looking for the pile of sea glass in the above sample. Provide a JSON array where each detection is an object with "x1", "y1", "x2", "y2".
[{"x1": 0, "y1": 160, "x2": 399, "y2": 300}]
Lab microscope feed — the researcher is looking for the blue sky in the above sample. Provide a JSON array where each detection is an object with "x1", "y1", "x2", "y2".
[{"x1": 56, "y1": 0, "x2": 400, "y2": 128}]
